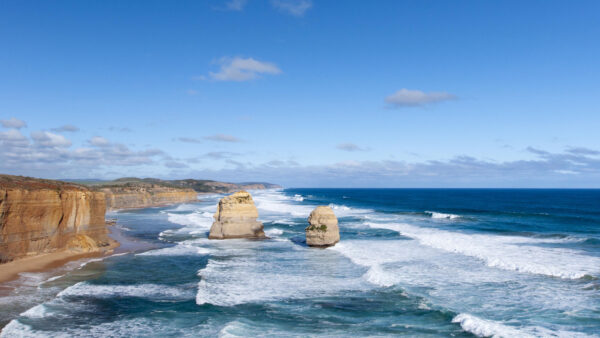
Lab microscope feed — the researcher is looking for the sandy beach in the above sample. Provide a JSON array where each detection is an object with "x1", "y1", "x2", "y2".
[{"x1": 0, "y1": 228, "x2": 121, "y2": 284}]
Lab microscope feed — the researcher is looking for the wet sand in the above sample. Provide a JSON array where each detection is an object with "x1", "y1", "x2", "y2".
[{"x1": 0, "y1": 227, "x2": 121, "y2": 284}]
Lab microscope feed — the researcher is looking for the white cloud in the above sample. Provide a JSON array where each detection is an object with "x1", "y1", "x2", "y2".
[
  {"x1": 385, "y1": 89, "x2": 456, "y2": 108},
  {"x1": 177, "y1": 137, "x2": 203, "y2": 144},
  {"x1": 0, "y1": 129, "x2": 30, "y2": 149},
  {"x1": 271, "y1": 0, "x2": 312, "y2": 16},
  {"x1": 0, "y1": 131, "x2": 167, "y2": 178},
  {"x1": 337, "y1": 143, "x2": 368, "y2": 152},
  {"x1": 204, "y1": 134, "x2": 242, "y2": 143},
  {"x1": 89, "y1": 136, "x2": 110, "y2": 147},
  {"x1": 1, "y1": 117, "x2": 27, "y2": 129},
  {"x1": 178, "y1": 146, "x2": 600, "y2": 188},
  {"x1": 31, "y1": 131, "x2": 72, "y2": 148},
  {"x1": 208, "y1": 57, "x2": 281, "y2": 82},
  {"x1": 226, "y1": 0, "x2": 247, "y2": 11},
  {"x1": 51, "y1": 124, "x2": 79, "y2": 132}
]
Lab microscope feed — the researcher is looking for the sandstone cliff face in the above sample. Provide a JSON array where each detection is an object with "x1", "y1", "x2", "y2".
[
  {"x1": 0, "y1": 175, "x2": 110, "y2": 263},
  {"x1": 100, "y1": 185, "x2": 198, "y2": 211},
  {"x1": 305, "y1": 206, "x2": 340, "y2": 247},
  {"x1": 209, "y1": 191, "x2": 266, "y2": 239}
]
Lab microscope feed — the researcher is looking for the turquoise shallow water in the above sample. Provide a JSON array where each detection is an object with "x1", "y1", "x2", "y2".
[{"x1": 1, "y1": 189, "x2": 600, "y2": 337}]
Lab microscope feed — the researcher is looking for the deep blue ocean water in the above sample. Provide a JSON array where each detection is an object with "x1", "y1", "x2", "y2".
[{"x1": 1, "y1": 189, "x2": 599, "y2": 337}]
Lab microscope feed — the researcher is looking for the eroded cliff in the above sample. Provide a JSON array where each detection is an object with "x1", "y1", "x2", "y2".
[
  {"x1": 0, "y1": 175, "x2": 111, "y2": 263},
  {"x1": 100, "y1": 184, "x2": 198, "y2": 210}
]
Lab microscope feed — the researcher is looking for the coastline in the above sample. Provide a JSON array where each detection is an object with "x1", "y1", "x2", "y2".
[
  {"x1": 0, "y1": 227, "x2": 121, "y2": 284},
  {"x1": 106, "y1": 198, "x2": 200, "y2": 212}
]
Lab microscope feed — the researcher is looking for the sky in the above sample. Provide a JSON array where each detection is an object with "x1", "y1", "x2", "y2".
[{"x1": 1, "y1": 0, "x2": 599, "y2": 187}]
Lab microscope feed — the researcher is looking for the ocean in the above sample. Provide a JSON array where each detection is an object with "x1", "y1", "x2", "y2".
[{"x1": 1, "y1": 189, "x2": 599, "y2": 337}]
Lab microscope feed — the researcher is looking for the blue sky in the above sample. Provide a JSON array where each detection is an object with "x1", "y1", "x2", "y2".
[{"x1": 1, "y1": 0, "x2": 599, "y2": 187}]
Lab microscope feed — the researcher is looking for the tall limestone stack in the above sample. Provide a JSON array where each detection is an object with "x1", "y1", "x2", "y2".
[
  {"x1": 305, "y1": 206, "x2": 340, "y2": 247},
  {"x1": 208, "y1": 190, "x2": 266, "y2": 240}
]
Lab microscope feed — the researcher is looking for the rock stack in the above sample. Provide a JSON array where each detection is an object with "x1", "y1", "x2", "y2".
[
  {"x1": 208, "y1": 191, "x2": 266, "y2": 240},
  {"x1": 305, "y1": 206, "x2": 340, "y2": 247}
]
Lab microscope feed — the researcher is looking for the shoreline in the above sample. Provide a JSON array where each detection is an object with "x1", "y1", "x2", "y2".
[{"x1": 0, "y1": 227, "x2": 121, "y2": 284}]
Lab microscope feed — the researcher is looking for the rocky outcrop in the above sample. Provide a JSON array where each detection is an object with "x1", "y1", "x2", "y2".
[
  {"x1": 305, "y1": 206, "x2": 340, "y2": 247},
  {"x1": 100, "y1": 185, "x2": 198, "y2": 210},
  {"x1": 208, "y1": 191, "x2": 266, "y2": 239},
  {"x1": 0, "y1": 175, "x2": 111, "y2": 263}
]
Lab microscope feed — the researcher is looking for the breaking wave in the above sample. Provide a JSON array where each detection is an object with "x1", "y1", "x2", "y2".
[{"x1": 425, "y1": 211, "x2": 461, "y2": 219}]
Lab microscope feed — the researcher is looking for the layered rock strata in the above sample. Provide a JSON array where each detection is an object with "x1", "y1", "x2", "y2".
[
  {"x1": 0, "y1": 175, "x2": 111, "y2": 263},
  {"x1": 100, "y1": 185, "x2": 198, "y2": 210},
  {"x1": 208, "y1": 191, "x2": 266, "y2": 239},
  {"x1": 305, "y1": 206, "x2": 340, "y2": 247}
]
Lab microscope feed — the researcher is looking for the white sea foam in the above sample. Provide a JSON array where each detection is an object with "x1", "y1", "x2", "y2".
[
  {"x1": 330, "y1": 240, "x2": 425, "y2": 288},
  {"x1": 1, "y1": 317, "x2": 219, "y2": 338},
  {"x1": 453, "y1": 313, "x2": 534, "y2": 337},
  {"x1": 328, "y1": 203, "x2": 372, "y2": 217},
  {"x1": 78, "y1": 257, "x2": 104, "y2": 268},
  {"x1": 137, "y1": 244, "x2": 211, "y2": 256},
  {"x1": 43, "y1": 274, "x2": 65, "y2": 283},
  {"x1": 252, "y1": 190, "x2": 314, "y2": 217},
  {"x1": 167, "y1": 211, "x2": 214, "y2": 229},
  {"x1": 332, "y1": 239, "x2": 598, "y2": 336},
  {"x1": 167, "y1": 203, "x2": 202, "y2": 212},
  {"x1": 20, "y1": 304, "x2": 48, "y2": 319},
  {"x1": 425, "y1": 211, "x2": 461, "y2": 219},
  {"x1": 265, "y1": 228, "x2": 284, "y2": 236},
  {"x1": 218, "y1": 320, "x2": 295, "y2": 337},
  {"x1": 196, "y1": 242, "x2": 366, "y2": 306},
  {"x1": 0, "y1": 320, "x2": 36, "y2": 338},
  {"x1": 57, "y1": 282, "x2": 193, "y2": 300},
  {"x1": 452, "y1": 313, "x2": 591, "y2": 338},
  {"x1": 292, "y1": 194, "x2": 304, "y2": 202},
  {"x1": 365, "y1": 222, "x2": 600, "y2": 279}
]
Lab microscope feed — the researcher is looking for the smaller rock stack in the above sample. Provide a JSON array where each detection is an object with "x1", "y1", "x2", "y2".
[
  {"x1": 208, "y1": 191, "x2": 266, "y2": 240},
  {"x1": 305, "y1": 206, "x2": 340, "y2": 247}
]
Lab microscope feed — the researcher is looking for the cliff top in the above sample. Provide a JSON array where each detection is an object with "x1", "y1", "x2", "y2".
[
  {"x1": 0, "y1": 174, "x2": 89, "y2": 191},
  {"x1": 0, "y1": 174, "x2": 280, "y2": 193},
  {"x1": 73, "y1": 177, "x2": 281, "y2": 193}
]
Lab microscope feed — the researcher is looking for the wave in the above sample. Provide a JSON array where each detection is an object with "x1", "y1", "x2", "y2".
[
  {"x1": 365, "y1": 222, "x2": 600, "y2": 279},
  {"x1": 167, "y1": 211, "x2": 214, "y2": 228},
  {"x1": 328, "y1": 203, "x2": 373, "y2": 217},
  {"x1": 20, "y1": 304, "x2": 49, "y2": 319},
  {"x1": 42, "y1": 274, "x2": 65, "y2": 284},
  {"x1": 425, "y1": 211, "x2": 461, "y2": 219},
  {"x1": 452, "y1": 313, "x2": 590, "y2": 338},
  {"x1": 1, "y1": 317, "x2": 217, "y2": 338},
  {"x1": 252, "y1": 190, "x2": 314, "y2": 217},
  {"x1": 57, "y1": 282, "x2": 193, "y2": 300},
  {"x1": 196, "y1": 245, "x2": 366, "y2": 306},
  {"x1": 218, "y1": 320, "x2": 300, "y2": 337},
  {"x1": 137, "y1": 243, "x2": 211, "y2": 256},
  {"x1": 166, "y1": 203, "x2": 202, "y2": 212},
  {"x1": 265, "y1": 228, "x2": 284, "y2": 236},
  {"x1": 332, "y1": 239, "x2": 597, "y2": 336},
  {"x1": 0, "y1": 320, "x2": 35, "y2": 338},
  {"x1": 252, "y1": 190, "x2": 372, "y2": 219}
]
